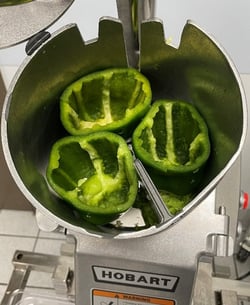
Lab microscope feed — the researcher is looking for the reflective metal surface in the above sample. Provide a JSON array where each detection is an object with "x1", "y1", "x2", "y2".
[
  {"x1": 1, "y1": 18, "x2": 247, "y2": 237},
  {"x1": 116, "y1": 0, "x2": 156, "y2": 67},
  {"x1": 0, "y1": 240, "x2": 75, "y2": 305},
  {"x1": 0, "y1": 0, "x2": 74, "y2": 48}
]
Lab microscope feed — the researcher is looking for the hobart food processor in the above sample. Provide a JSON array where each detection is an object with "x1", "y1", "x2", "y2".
[{"x1": 1, "y1": 1, "x2": 250, "y2": 305}]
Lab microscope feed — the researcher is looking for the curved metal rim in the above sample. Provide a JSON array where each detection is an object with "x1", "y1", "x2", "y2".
[{"x1": 0, "y1": 0, "x2": 74, "y2": 49}]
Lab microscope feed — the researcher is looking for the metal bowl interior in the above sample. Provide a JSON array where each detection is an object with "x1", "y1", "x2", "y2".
[{"x1": 1, "y1": 18, "x2": 247, "y2": 238}]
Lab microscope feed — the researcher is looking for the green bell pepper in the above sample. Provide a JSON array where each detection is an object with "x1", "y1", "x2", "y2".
[
  {"x1": 159, "y1": 190, "x2": 192, "y2": 215},
  {"x1": 60, "y1": 68, "x2": 152, "y2": 136},
  {"x1": 134, "y1": 188, "x2": 192, "y2": 227},
  {"x1": 132, "y1": 99, "x2": 211, "y2": 195},
  {"x1": 0, "y1": 0, "x2": 33, "y2": 6},
  {"x1": 46, "y1": 131, "x2": 138, "y2": 224}
]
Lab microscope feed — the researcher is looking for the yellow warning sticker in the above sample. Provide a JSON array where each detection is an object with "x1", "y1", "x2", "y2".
[{"x1": 92, "y1": 289, "x2": 175, "y2": 305}]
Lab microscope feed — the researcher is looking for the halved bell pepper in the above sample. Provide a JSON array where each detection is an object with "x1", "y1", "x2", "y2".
[
  {"x1": 132, "y1": 100, "x2": 211, "y2": 195},
  {"x1": 46, "y1": 131, "x2": 138, "y2": 224},
  {"x1": 60, "y1": 68, "x2": 152, "y2": 136}
]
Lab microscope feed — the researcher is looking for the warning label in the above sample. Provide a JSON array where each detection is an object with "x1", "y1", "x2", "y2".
[{"x1": 92, "y1": 289, "x2": 175, "y2": 305}]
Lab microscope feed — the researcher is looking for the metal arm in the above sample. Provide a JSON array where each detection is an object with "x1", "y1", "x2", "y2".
[{"x1": 116, "y1": 0, "x2": 156, "y2": 67}]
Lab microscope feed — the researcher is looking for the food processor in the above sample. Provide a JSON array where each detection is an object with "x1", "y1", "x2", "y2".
[{"x1": 1, "y1": 1, "x2": 250, "y2": 304}]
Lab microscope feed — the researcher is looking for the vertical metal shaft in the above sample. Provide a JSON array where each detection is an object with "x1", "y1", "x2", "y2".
[{"x1": 116, "y1": 0, "x2": 155, "y2": 68}]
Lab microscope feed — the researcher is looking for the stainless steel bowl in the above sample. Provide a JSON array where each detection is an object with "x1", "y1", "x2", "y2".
[{"x1": 1, "y1": 18, "x2": 247, "y2": 238}]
